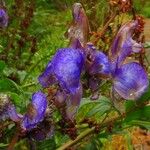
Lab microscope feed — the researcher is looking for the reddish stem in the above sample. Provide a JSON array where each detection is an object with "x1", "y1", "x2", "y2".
[
  {"x1": 91, "y1": 12, "x2": 117, "y2": 45},
  {"x1": 7, "y1": 125, "x2": 20, "y2": 150}
]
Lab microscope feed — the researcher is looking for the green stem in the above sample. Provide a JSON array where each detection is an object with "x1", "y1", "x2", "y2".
[
  {"x1": 56, "y1": 127, "x2": 95, "y2": 150},
  {"x1": 76, "y1": 123, "x2": 89, "y2": 129},
  {"x1": 21, "y1": 82, "x2": 37, "y2": 88}
]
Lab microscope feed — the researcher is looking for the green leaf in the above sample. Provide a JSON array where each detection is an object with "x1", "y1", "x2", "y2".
[
  {"x1": 124, "y1": 106, "x2": 150, "y2": 122},
  {"x1": 125, "y1": 101, "x2": 136, "y2": 112},
  {"x1": 0, "y1": 143, "x2": 8, "y2": 148},
  {"x1": 76, "y1": 96, "x2": 111, "y2": 122},
  {"x1": 7, "y1": 92, "x2": 22, "y2": 107},
  {"x1": 81, "y1": 138, "x2": 100, "y2": 150},
  {"x1": 86, "y1": 98, "x2": 111, "y2": 117},
  {"x1": 37, "y1": 137, "x2": 56, "y2": 150},
  {"x1": 0, "y1": 78, "x2": 22, "y2": 94},
  {"x1": 0, "y1": 60, "x2": 6, "y2": 73},
  {"x1": 144, "y1": 42, "x2": 150, "y2": 48},
  {"x1": 128, "y1": 120, "x2": 150, "y2": 130}
]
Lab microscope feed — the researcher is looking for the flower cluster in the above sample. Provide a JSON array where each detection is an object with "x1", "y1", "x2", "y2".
[
  {"x1": 0, "y1": 2, "x2": 149, "y2": 142},
  {"x1": 38, "y1": 3, "x2": 149, "y2": 122},
  {"x1": 0, "y1": 91, "x2": 50, "y2": 141}
]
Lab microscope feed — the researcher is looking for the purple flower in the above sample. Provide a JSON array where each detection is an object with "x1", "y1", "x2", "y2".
[
  {"x1": 21, "y1": 91, "x2": 47, "y2": 130},
  {"x1": 110, "y1": 20, "x2": 143, "y2": 70},
  {"x1": 38, "y1": 48, "x2": 85, "y2": 119},
  {"x1": 39, "y1": 48, "x2": 84, "y2": 97},
  {"x1": 84, "y1": 43, "x2": 111, "y2": 99},
  {"x1": 85, "y1": 43, "x2": 111, "y2": 77},
  {"x1": 113, "y1": 62, "x2": 149, "y2": 100},
  {"x1": 0, "y1": 94, "x2": 22, "y2": 122},
  {"x1": 7, "y1": 103, "x2": 23, "y2": 122},
  {"x1": 28, "y1": 120, "x2": 54, "y2": 141},
  {"x1": 66, "y1": 3, "x2": 90, "y2": 48},
  {"x1": 0, "y1": 8, "x2": 8, "y2": 28},
  {"x1": 109, "y1": 19, "x2": 149, "y2": 100}
]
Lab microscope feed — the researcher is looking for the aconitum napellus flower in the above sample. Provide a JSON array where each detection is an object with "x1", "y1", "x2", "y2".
[
  {"x1": 66, "y1": 3, "x2": 90, "y2": 48},
  {"x1": 110, "y1": 19, "x2": 149, "y2": 100},
  {"x1": 110, "y1": 19, "x2": 143, "y2": 72},
  {"x1": 84, "y1": 43, "x2": 111, "y2": 99},
  {"x1": 21, "y1": 91, "x2": 47, "y2": 130},
  {"x1": 38, "y1": 48, "x2": 84, "y2": 96},
  {"x1": 0, "y1": 8, "x2": 8, "y2": 28},
  {"x1": 38, "y1": 48, "x2": 84, "y2": 119}
]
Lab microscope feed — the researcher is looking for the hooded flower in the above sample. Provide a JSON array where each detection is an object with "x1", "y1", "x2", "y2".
[
  {"x1": 39, "y1": 48, "x2": 84, "y2": 95},
  {"x1": 38, "y1": 48, "x2": 85, "y2": 119},
  {"x1": 21, "y1": 91, "x2": 47, "y2": 130},
  {"x1": 66, "y1": 3, "x2": 90, "y2": 48},
  {"x1": 0, "y1": 8, "x2": 8, "y2": 28},
  {"x1": 110, "y1": 19, "x2": 149, "y2": 100},
  {"x1": 110, "y1": 19, "x2": 143, "y2": 73}
]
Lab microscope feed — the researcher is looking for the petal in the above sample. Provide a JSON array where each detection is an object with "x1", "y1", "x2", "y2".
[
  {"x1": 66, "y1": 83, "x2": 82, "y2": 120},
  {"x1": 38, "y1": 62, "x2": 57, "y2": 88},
  {"x1": 110, "y1": 20, "x2": 142, "y2": 67},
  {"x1": 69, "y1": 38, "x2": 83, "y2": 49},
  {"x1": 22, "y1": 91, "x2": 47, "y2": 130},
  {"x1": 7, "y1": 103, "x2": 23, "y2": 122},
  {"x1": 87, "y1": 50, "x2": 111, "y2": 76},
  {"x1": 52, "y1": 48, "x2": 84, "y2": 94},
  {"x1": 113, "y1": 62, "x2": 149, "y2": 100},
  {"x1": 66, "y1": 3, "x2": 90, "y2": 48}
]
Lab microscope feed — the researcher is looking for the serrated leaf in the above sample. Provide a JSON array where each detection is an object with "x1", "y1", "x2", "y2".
[
  {"x1": 76, "y1": 96, "x2": 111, "y2": 122},
  {"x1": 86, "y1": 98, "x2": 111, "y2": 117}
]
